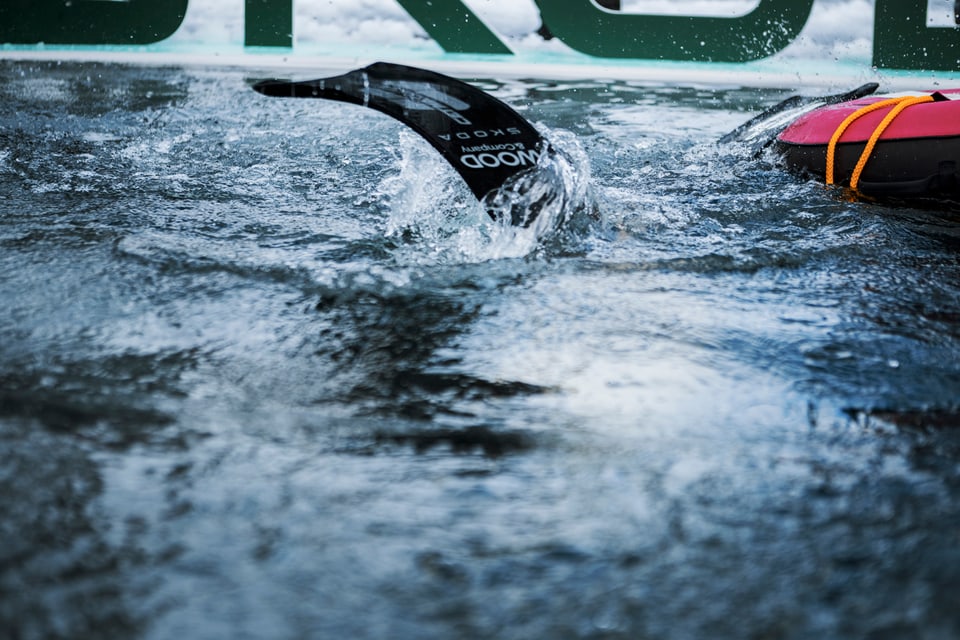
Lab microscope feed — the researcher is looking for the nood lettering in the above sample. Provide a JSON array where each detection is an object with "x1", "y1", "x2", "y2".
[{"x1": 461, "y1": 148, "x2": 540, "y2": 169}]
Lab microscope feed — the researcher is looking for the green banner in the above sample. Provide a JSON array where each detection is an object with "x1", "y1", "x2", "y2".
[
  {"x1": 245, "y1": 0, "x2": 293, "y2": 47},
  {"x1": 2, "y1": 0, "x2": 959, "y2": 72},
  {"x1": 533, "y1": 0, "x2": 814, "y2": 62},
  {"x1": 0, "y1": 0, "x2": 187, "y2": 45},
  {"x1": 395, "y1": 0, "x2": 511, "y2": 54},
  {"x1": 874, "y1": 0, "x2": 960, "y2": 70}
]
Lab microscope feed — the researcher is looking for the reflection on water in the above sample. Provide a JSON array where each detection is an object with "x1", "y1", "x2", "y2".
[{"x1": 1, "y1": 61, "x2": 959, "y2": 639}]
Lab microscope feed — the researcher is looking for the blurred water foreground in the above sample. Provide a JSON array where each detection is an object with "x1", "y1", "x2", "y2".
[{"x1": 1, "y1": 60, "x2": 959, "y2": 639}]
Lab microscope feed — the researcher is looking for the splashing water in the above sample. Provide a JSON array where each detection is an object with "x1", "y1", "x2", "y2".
[
  {"x1": 484, "y1": 127, "x2": 594, "y2": 234},
  {"x1": 380, "y1": 125, "x2": 594, "y2": 263}
]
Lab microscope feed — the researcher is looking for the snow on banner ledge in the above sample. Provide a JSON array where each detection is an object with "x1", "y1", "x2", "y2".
[{"x1": 2, "y1": 0, "x2": 960, "y2": 85}]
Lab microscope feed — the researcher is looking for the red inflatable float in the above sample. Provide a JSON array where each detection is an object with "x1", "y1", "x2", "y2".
[{"x1": 775, "y1": 90, "x2": 960, "y2": 199}]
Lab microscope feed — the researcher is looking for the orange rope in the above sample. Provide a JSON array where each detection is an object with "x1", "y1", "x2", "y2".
[{"x1": 825, "y1": 94, "x2": 935, "y2": 191}]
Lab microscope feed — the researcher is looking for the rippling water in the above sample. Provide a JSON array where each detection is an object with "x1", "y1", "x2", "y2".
[{"x1": 2, "y1": 61, "x2": 959, "y2": 639}]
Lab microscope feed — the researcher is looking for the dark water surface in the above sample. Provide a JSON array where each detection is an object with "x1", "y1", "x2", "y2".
[{"x1": 2, "y1": 61, "x2": 959, "y2": 639}]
